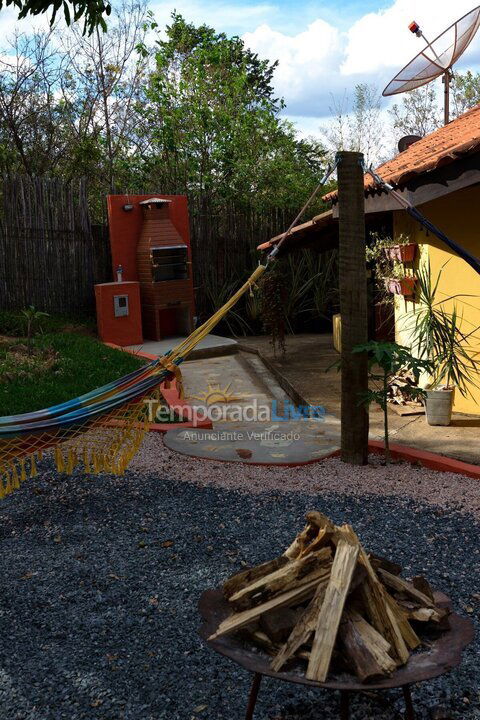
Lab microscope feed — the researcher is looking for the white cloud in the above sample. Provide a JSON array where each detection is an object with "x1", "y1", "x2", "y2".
[{"x1": 243, "y1": 0, "x2": 480, "y2": 120}]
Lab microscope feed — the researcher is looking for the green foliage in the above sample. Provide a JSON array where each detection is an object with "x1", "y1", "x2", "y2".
[
  {"x1": 353, "y1": 340, "x2": 433, "y2": 461},
  {"x1": 0, "y1": 0, "x2": 111, "y2": 33},
  {"x1": 408, "y1": 263, "x2": 479, "y2": 396},
  {"x1": 139, "y1": 13, "x2": 328, "y2": 212},
  {"x1": 20, "y1": 305, "x2": 49, "y2": 353}
]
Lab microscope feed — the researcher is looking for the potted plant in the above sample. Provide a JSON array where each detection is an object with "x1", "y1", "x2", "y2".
[
  {"x1": 409, "y1": 263, "x2": 479, "y2": 426},
  {"x1": 380, "y1": 260, "x2": 417, "y2": 298},
  {"x1": 383, "y1": 234, "x2": 417, "y2": 263}
]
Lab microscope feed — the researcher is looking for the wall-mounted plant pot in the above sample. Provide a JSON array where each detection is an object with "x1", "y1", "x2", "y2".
[
  {"x1": 383, "y1": 243, "x2": 417, "y2": 263},
  {"x1": 425, "y1": 387, "x2": 455, "y2": 426},
  {"x1": 384, "y1": 276, "x2": 417, "y2": 298}
]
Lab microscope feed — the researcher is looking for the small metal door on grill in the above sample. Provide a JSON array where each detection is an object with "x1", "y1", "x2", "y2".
[{"x1": 151, "y1": 245, "x2": 189, "y2": 282}]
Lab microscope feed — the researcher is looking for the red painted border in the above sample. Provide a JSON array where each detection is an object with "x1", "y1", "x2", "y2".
[
  {"x1": 104, "y1": 342, "x2": 212, "y2": 432},
  {"x1": 368, "y1": 440, "x2": 480, "y2": 480}
]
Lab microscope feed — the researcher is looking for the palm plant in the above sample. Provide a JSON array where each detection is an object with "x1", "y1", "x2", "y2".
[
  {"x1": 21, "y1": 306, "x2": 49, "y2": 355},
  {"x1": 409, "y1": 263, "x2": 478, "y2": 397}
]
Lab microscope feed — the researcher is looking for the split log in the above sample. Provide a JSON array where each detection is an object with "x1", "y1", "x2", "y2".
[
  {"x1": 210, "y1": 570, "x2": 330, "y2": 640},
  {"x1": 370, "y1": 554, "x2": 402, "y2": 577},
  {"x1": 385, "y1": 593, "x2": 421, "y2": 651},
  {"x1": 306, "y1": 528, "x2": 360, "y2": 681},
  {"x1": 358, "y1": 549, "x2": 410, "y2": 664},
  {"x1": 229, "y1": 547, "x2": 331, "y2": 610},
  {"x1": 223, "y1": 555, "x2": 289, "y2": 599},
  {"x1": 378, "y1": 569, "x2": 435, "y2": 608},
  {"x1": 339, "y1": 608, "x2": 397, "y2": 682},
  {"x1": 270, "y1": 580, "x2": 327, "y2": 672}
]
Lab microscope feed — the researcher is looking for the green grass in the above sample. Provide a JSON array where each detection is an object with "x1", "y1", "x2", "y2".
[{"x1": 0, "y1": 332, "x2": 146, "y2": 416}]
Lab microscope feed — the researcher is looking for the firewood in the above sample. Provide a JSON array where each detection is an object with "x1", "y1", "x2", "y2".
[
  {"x1": 210, "y1": 570, "x2": 330, "y2": 640},
  {"x1": 339, "y1": 608, "x2": 397, "y2": 682},
  {"x1": 385, "y1": 593, "x2": 421, "y2": 650},
  {"x1": 405, "y1": 606, "x2": 448, "y2": 623},
  {"x1": 260, "y1": 607, "x2": 303, "y2": 643},
  {"x1": 358, "y1": 549, "x2": 410, "y2": 664},
  {"x1": 378, "y1": 569, "x2": 435, "y2": 608},
  {"x1": 229, "y1": 547, "x2": 331, "y2": 610},
  {"x1": 306, "y1": 527, "x2": 360, "y2": 681},
  {"x1": 412, "y1": 576, "x2": 435, "y2": 603},
  {"x1": 270, "y1": 580, "x2": 327, "y2": 672},
  {"x1": 284, "y1": 512, "x2": 335, "y2": 559},
  {"x1": 370, "y1": 554, "x2": 402, "y2": 577},
  {"x1": 223, "y1": 555, "x2": 289, "y2": 599}
]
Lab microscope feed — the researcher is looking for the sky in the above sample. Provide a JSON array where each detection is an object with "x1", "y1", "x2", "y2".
[{"x1": 2, "y1": 0, "x2": 480, "y2": 140}]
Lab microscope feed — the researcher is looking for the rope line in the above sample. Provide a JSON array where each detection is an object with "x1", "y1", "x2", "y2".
[
  {"x1": 367, "y1": 166, "x2": 480, "y2": 276},
  {"x1": 268, "y1": 161, "x2": 338, "y2": 260}
]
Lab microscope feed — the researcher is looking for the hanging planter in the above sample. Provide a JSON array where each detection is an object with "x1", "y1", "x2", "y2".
[
  {"x1": 383, "y1": 243, "x2": 417, "y2": 263},
  {"x1": 384, "y1": 276, "x2": 417, "y2": 298}
]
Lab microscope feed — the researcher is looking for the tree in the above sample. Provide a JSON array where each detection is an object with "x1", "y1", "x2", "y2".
[
  {"x1": 59, "y1": 0, "x2": 149, "y2": 193},
  {"x1": 0, "y1": 30, "x2": 71, "y2": 175},
  {"x1": 0, "y1": 0, "x2": 111, "y2": 34},
  {"x1": 390, "y1": 84, "x2": 441, "y2": 138},
  {"x1": 452, "y1": 71, "x2": 480, "y2": 117},
  {"x1": 322, "y1": 84, "x2": 385, "y2": 166},
  {"x1": 138, "y1": 13, "x2": 328, "y2": 212}
]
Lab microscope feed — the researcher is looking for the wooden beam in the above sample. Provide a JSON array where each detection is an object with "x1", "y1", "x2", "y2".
[{"x1": 337, "y1": 151, "x2": 369, "y2": 464}]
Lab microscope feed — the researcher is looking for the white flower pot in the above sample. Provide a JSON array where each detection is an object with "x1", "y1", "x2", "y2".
[{"x1": 425, "y1": 388, "x2": 455, "y2": 426}]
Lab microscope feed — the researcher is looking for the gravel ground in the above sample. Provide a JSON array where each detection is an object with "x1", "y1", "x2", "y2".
[
  {"x1": 134, "y1": 433, "x2": 480, "y2": 518},
  {"x1": 0, "y1": 437, "x2": 478, "y2": 720}
]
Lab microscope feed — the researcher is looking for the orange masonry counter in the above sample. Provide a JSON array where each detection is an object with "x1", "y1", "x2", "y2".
[{"x1": 95, "y1": 281, "x2": 143, "y2": 347}]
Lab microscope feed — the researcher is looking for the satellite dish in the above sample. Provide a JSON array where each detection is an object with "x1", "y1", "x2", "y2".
[{"x1": 383, "y1": 5, "x2": 480, "y2": 125}]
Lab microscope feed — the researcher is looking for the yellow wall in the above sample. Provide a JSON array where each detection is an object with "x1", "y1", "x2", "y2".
[{"x1": 393, "y1": 185, "x2": 480, "y2": 415}]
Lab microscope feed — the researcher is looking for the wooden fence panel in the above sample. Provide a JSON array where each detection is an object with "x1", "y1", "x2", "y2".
[{"x1": 0, "y1": 176, "x2": 111, "y2": 314}]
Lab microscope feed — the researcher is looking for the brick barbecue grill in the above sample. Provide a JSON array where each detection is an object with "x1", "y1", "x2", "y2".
[{"x1": 136, "y1": 197, "x2": 195, "y2": 341}]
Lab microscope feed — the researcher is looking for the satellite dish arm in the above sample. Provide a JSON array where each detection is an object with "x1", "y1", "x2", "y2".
[{"x1": 367, "y1": 168, "x2": 480, "y2": 276}]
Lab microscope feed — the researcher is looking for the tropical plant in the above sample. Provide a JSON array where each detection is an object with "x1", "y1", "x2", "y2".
[
  {"x1": 408, "y1": 263, "x2": 479, "y2": 396},
  {"x1": 20, "y1": 306, "x2": 49, "y2": 354},
  {"x1": 352, "y1": 341, "x2": 433, "y2": 462}
]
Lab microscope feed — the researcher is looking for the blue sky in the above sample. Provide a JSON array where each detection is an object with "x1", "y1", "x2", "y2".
[{"x1": 2, "y1": 0, "x2": 480, "y2": 138}]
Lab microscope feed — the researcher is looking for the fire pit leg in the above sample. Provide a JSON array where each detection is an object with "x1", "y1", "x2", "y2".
[
  {"x1": 245, "y1": 672, "x2": 262, "y2": 720},
  {"x1": 402, "y1": 684, "x2": 415, "y2": 720},
  {"x1": 339, "y1": 690, "x2": 350, "y2": 720}
]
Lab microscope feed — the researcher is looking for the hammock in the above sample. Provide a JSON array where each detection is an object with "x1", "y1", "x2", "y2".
[
  {"x1": 0, "y1": 265, "x2": 266, "y2": 498},
  {"x1": 0, "y1": 164, "x2": 337, "y2": 498}
]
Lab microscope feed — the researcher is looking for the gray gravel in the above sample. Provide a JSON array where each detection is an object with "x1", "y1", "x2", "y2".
[{"x1": 0, "y1": 458, "x2": 478, "y2": 720}]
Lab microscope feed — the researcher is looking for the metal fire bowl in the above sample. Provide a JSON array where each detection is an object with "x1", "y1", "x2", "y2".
[{"x1": 198, "y1": 588, "x2": 474, "y2": 691}]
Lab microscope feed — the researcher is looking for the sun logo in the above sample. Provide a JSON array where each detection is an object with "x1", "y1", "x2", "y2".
[{"x1": 191, "y1": 381, "x2": 248, "y2": 405}]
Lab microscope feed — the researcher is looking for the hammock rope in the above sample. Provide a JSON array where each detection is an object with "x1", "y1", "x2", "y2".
[
  {"x1": 0, "y1": 164, "x2": 338, "y2": 498},
  {"x1": 367, "y1": 166, "x2": 480, "y2": 276}
]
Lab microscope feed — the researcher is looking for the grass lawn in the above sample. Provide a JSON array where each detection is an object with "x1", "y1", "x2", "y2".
[{"x1": 0, "y1": 327, "x2": 147, "y2": 416}]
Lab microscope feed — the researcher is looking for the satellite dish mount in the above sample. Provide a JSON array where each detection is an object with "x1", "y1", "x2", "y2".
[{"x1": 383, "y1": 7, "x2": 480, "y2": 126}]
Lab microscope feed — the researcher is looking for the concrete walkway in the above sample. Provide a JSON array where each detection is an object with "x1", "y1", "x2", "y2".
[
  {"x1": 241, "y1": 334, "x2": 480, "y2": 466},
  {"x1": 163, "y1": 352, "x2": 340, "y2": 465}
]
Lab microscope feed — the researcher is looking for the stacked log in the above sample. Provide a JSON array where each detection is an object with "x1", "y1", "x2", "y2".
[{"x1": 209, "y1": 512, "x2": 449, "y2": 683}]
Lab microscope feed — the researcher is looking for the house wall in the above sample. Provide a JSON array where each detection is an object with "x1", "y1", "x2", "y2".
[{"x1": 393, "y1": 184, "x2": 480, "y2": 415}]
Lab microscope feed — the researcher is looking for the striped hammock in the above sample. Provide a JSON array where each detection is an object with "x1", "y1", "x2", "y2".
[{"x1": 0, "y1": 265, "x2": 266, "y2": 498}]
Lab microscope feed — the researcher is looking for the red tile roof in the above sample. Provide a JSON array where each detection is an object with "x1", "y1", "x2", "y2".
[{"x1": 324, "y1": 104, "x2": 480, "y2": 203}]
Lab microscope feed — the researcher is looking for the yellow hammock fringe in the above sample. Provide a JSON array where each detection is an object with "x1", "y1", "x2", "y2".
[{"x1": 0, "y1": 264, "x2": 266, "y2": 499}]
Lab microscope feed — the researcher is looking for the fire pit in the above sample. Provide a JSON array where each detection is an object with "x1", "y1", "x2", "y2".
[
  {"x1": 199, "y1": 588, "x2": 473, "y2": 719},
  {"x1": 198, "y1": 512, "x2": 474, "y2": 719}
]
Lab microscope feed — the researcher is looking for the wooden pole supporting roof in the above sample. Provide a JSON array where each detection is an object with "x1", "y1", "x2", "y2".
[{"x1": 337, "y1": 151, "x2": 369, "y2": 465}]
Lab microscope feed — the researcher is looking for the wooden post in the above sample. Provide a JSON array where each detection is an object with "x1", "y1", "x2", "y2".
[{"x1": 337, "y1": 151, "x2": 369, "y2": 465}]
